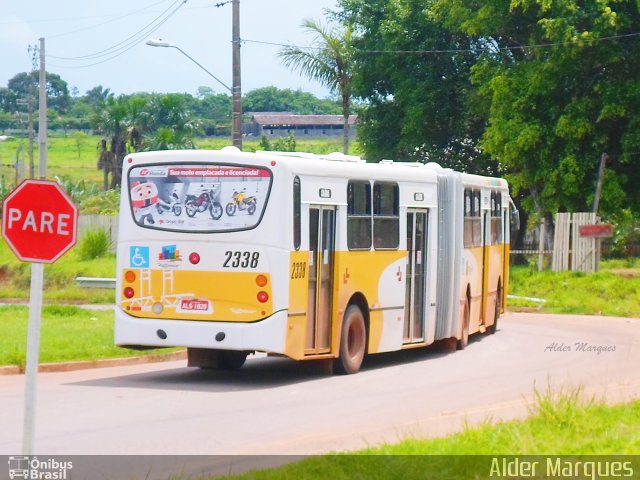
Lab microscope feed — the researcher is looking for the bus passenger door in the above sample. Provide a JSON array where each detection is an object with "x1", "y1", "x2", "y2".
[
  {"x1": 306, "y1": 206, "x2": 335, "y2": 355},
  {"x1": 481, "y1": 209, "x2": 490, "y2": 326},
  {"x1": 404, "y1": 210, "x2": 429, "y2": 343}
]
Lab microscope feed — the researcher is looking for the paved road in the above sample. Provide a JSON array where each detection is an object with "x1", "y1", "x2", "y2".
[{"x1": 0, "y1": 313, "x2": 638, "y2": 462}]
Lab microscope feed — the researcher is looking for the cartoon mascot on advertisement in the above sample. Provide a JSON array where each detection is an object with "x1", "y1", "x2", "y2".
[{"x1": 131, "y1": 180, "x2": 159, "y2": 225}]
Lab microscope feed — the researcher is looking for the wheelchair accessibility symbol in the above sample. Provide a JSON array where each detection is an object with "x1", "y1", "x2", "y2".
[{"x1": 129, "y1": 246, "x2": 150, "y2": 268}]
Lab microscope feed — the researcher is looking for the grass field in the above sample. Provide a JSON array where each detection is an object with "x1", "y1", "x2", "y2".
[
  {"x1": 509, "y1": 260, "x2": 640, "y2": 317},
  {"x1": 0, "y1": 304, "x2": 178, "y2": 368},
  {"x1": 209, "y1": 387, "x2": 639, "y2": 479},
  {"x1": 0, "y1": 134, "x2": 360, "y2": 189}
]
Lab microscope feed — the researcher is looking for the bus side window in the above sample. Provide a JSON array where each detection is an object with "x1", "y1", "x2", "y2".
[
  {"x1": 472, "y1": 190, "x2": 481, "y2": 246},
  {"x1": 373, "y1": 182, "x2": 399, "y2": 249},
  {"x1": 293, "y1": 176, "x2": 301, "y2": 250},
  {"x1": 464, "y1": 189, "x2": 474, "y2": 248},
  {"x1": 347, "y1": 181, "x2": 372, "y2": 250},
  {"x1": 491, "y1": 191, "x2": 503, "y2": 245}
]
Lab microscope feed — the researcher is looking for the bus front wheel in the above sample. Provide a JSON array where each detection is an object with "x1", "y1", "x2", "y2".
[{"x1": 334, "y1": 305, "x2": 366, "y2": 375}]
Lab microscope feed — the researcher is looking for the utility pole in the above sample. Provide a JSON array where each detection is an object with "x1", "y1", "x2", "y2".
[
  {"x1": 22, "y1": 37, "x2": 48, "y2": 457},
  {"x1": 27, "y1": 43, "x2": 39, "y2": 178},
  {"x1": 38, "y1": 38, "x2": 47, "y2": 179},
  {"x1": 592, "y1": 153, "x2": 607, "y2": 214},
  {"x1": 231, "y1": 0, "x2": 242, "y2": 149}
]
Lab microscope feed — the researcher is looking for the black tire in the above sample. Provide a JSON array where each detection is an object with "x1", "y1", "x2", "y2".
[
  {"x1": 457, "y1": 296, "x2": 470, "y2": 350},
  {"x1": 218, "y1": 351, "x2": 248, "y2": 370},
  {"x1": 225, "y1": 203, "x2": 236, "y2": 216},
  {"x1": 172, "y1": 204, "x2": 182, "y2": 217},
  {"x1": 247, "y1": 202, "x2": 257, "y2": 215},
  {"x1": 185, "y1": 201, "x2": 197, "y2": 217},
  {"x1": 489, "y1": 283, "x2": 501, "y2": 335},
  {"x1": 210, "y1": 202, "x2": 223, "y2": 220},
  {"x1": 334, "y1": 305, "x2": 367, "y2": 375}
]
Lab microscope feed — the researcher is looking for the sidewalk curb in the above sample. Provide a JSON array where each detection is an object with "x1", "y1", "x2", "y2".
[{"x1": 0, "y1": 350, "x2": 187, "y2": 376}]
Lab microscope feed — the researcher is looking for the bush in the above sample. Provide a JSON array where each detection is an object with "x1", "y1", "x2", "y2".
[{"x1": 77, "y1": 229, "x2": 110, "y2": 260}]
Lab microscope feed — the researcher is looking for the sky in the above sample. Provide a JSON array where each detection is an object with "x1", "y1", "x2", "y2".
[{"x1": 0, "y1": 0, "x2": 340, "y2": 99}]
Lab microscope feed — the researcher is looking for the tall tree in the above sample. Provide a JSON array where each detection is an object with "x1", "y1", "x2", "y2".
[
  {"x1": 338, "y1": 0, "x2": 497, "y2": 173},
  {"x1": 279, "y1": 19, "x2": 355, "y2": 154},
  {"x1": 433, "y1": 0, "x2": 640, "y2": 219},
  {"x1": 7, "y1": 71, "x2": 70, "y2": 114},
  {"x1": 84, "y1": 86, "x2": 112, "y2": 110},
  {"x1": 243, "y1": 86, "x2": 341, "y2": 114}
]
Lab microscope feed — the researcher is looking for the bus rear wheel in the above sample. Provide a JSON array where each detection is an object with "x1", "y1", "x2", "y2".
[
  {"x1": 457, "y1": 297, "x2": 470, "y2": 350},
  {"x1": 218, "y1": 351, "x2": 248, "y2": 370},
  {"x1": 188, "y1": 348, "x2": 248, "y2": 370},
  {"x1": 489, "y1": 283, "x2": 502, "y2": 335},
  {"x1": 334, "y1": 305, "x2": 366, "y2": 375}
]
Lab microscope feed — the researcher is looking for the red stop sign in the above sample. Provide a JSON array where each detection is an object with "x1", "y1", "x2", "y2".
[{"x1": 2, "y1": 179, "x2": 78, "y2": 263}]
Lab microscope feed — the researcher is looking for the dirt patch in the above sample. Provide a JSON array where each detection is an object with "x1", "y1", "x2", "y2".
[{"x1": 606, "y1": 268, "x2": 640, "y2": 278}]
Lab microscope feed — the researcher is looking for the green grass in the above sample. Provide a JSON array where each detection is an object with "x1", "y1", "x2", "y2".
[
  {"x1": 509, "y1": 259, "x2": 640, "y2": 317},
  {"x1": 207, "y1": 387, "x2": 639, "y2": 479},
  {"x1": 0, "y1": 134, "x2": 363, "y2": 189},
  {"x1": 0, "y1": 235, "x2": 115, "y2": 304},
  {"x1": 0, "y1": 135, "x2": 104, "y2": 186},
  {"x1": 0, "y1": 304, "x2": 176, "y2": 368}
]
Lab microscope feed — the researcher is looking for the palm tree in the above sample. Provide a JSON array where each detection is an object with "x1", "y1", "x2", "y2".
[
  {"x1": 279, "y1": 19, "x2": 354, "y2": 154},
  {"x1": 143, "y1": 94, "x2": 198, "y2": 151},
  {"x1": 94, "y1": 95, "x2": 129, "y2": 189}
]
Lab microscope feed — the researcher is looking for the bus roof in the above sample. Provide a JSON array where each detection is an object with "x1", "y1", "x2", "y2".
[{"x1": 125, "y1": 148, "x2": 508, "y2": 188}]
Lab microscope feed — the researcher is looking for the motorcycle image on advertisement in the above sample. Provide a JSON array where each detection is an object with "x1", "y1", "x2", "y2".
[
  {"x1": 185, "y1": 185, "x2": 223, "y2": 220},
  {"x1": 225, "y1": 188, "x2": 257, "y2": 216},
  {"x1": 156, "y1": 192, "x2": 183, "y2": 217}
]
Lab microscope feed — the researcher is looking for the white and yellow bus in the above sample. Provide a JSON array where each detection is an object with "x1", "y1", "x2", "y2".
[{"x1": 115, "y1": 147, "x2": 515, "y2": 374}]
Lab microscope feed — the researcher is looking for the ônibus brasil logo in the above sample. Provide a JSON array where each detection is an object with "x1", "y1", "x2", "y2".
[{"x1": 7, "y1": 456, "x2": 73, "y2": 480}]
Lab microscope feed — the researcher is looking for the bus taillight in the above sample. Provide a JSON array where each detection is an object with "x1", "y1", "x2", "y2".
[
  {"x1": 189, "y1": 252, "x2": 201, "y2": 264},
  {"x1": 124, "y1": 287, "x2": 135, "y2": 299},
  {"x1": 257, "y1": 291, "x2": 269, "y2": 303},
  {"x1": 256, "y1": 274, "x2": 268, "y2": 287},
  {"x1": 124, "y1": 270, "x2": 136, "y2": 283}
]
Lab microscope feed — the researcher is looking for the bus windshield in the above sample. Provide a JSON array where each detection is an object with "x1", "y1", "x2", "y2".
[{"x1": 127, "y1": 163, "x2": 272, "y2": 233}]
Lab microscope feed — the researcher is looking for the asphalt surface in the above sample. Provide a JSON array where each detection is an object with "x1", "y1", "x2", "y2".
[{"x1": 0, "y1": 312, "x2": 638, "y2": 478}]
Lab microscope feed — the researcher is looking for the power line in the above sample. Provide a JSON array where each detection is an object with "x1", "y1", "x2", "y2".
[
  {"x1": 242, "y1": 30, "x2": 640, "y2": 54},
  {"x1": 48, "y1": 0, "x2": 189, "y2": 68},
  {"x1": 0, "y1": 0, "x2": 216, "y2": 26},
  {"x1": 46, "y1": 0, "x2": 169, "y2": 40}
]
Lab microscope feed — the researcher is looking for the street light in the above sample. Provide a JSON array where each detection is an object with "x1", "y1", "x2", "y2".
[{"x1": 146, "y1": 38, "x2": 242, "y2": 148}]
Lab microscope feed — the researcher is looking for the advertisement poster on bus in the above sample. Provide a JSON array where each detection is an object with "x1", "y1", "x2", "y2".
[{"x1": 128, "y1": 164, "x2": 272, "y2": 232}]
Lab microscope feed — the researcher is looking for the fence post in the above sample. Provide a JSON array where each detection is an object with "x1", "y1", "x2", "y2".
[{"x1": 537, "y1": 221, "x2": 546, "y2": 271}]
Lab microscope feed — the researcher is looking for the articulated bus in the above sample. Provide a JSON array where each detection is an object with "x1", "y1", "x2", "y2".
[{"x1": 115, "y1": 147, "x2": 515, "y2": 374}]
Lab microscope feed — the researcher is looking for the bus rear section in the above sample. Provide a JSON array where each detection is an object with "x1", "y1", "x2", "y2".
[{"x1": 114, "y1": 150, "x2": 292, "y2": 369}]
